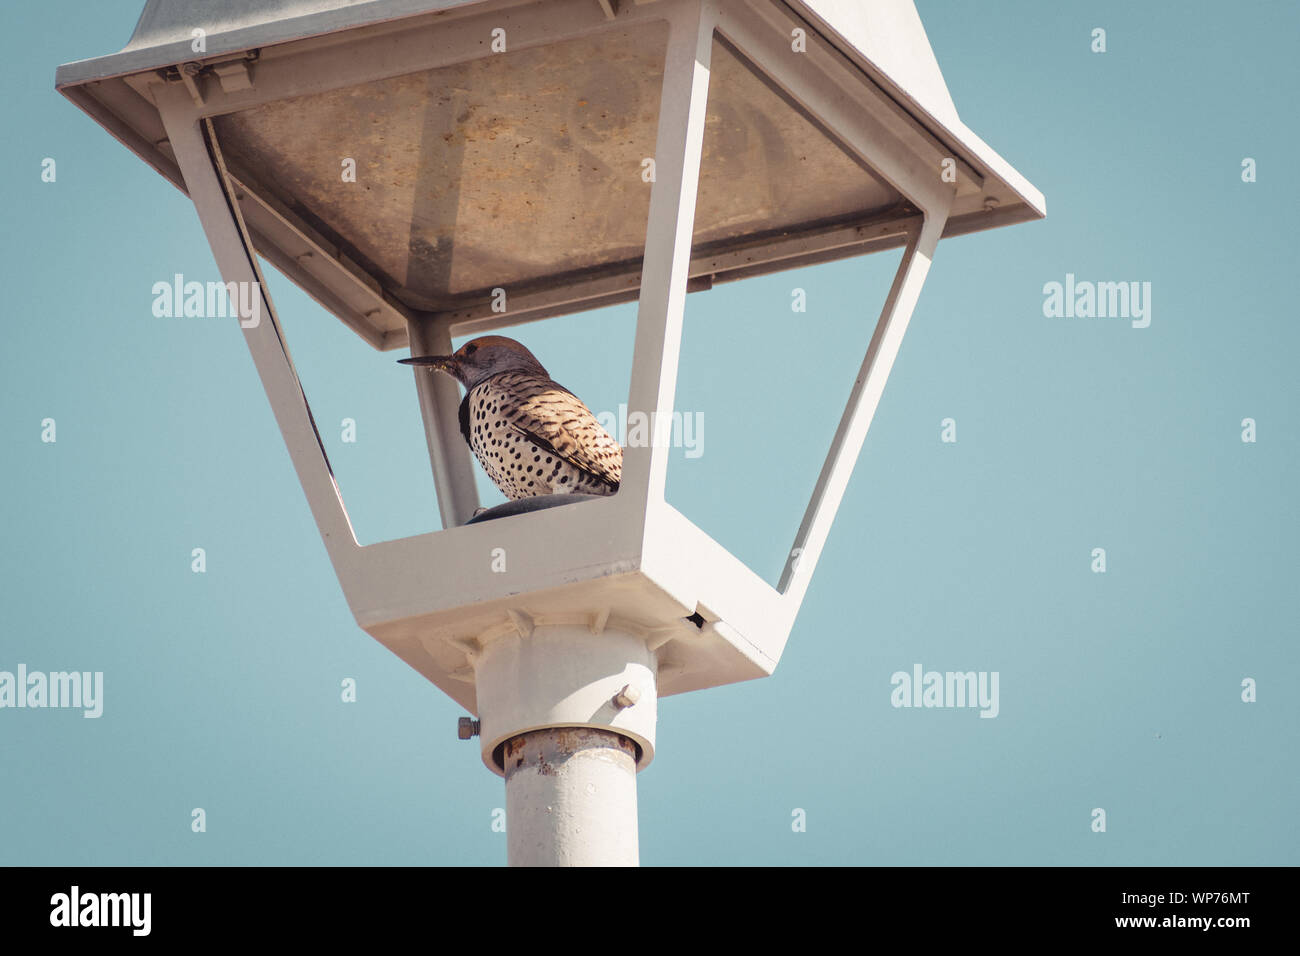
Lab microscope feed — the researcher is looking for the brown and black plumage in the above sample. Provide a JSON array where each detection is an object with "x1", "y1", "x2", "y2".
[{"x1": 400, "y1": 336, "x2": 621, "y2": 500}]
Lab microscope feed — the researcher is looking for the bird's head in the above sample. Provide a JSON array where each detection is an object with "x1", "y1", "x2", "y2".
[{"x1": 399, "y1": 335, "x2": 548, "y2": 390}]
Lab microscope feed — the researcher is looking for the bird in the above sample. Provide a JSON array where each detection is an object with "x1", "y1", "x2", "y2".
[{"x1": 399, "y1": 335, "x2": 622, "y2": 501}]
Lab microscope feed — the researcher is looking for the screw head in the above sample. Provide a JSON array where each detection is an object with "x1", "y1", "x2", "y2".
[
  {"x1": 457, "y1": 717, "x2": 480, "y2": 740},
  {"x1": 612, "y1": 684, "x2": 641, "y2": 710}
]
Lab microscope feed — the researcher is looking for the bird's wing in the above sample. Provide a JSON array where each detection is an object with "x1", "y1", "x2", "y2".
[
  {"x1": 457, "y1": 392, "x2": 471, "y2": 445},
  {"x1": 493, "y1": 373, "x2": 622, "y2": 491}
]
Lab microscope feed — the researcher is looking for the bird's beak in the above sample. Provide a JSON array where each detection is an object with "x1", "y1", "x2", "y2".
[{"x1": 399, "y1": 354, "x2": 458, "y2": 376}]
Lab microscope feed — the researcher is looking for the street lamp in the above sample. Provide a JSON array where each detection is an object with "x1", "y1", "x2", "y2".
[{"x1": 58, "y1": 0, "x2": 1044, "y2": 866}]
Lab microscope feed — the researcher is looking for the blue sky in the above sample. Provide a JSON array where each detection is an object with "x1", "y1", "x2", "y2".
[{"x1": 1, "y1": 0, "x2": 1296, "y2": 865}]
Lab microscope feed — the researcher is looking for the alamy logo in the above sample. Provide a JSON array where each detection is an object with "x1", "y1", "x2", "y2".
[
  {"x1": 151, "y1": 273, "x2": 261, "y2": 327},
  {"x1": 0, "y1": 665, "x2": 103, "y2": 718},
  {"x1": 1042, "y1": 273, "x2": 1151, "y2": 328},
  {"x1": 890, "y1": 664, "x2": 999, "y2": 718},
  {"x1": 594, "y1": 403, "x2": 704, "y2": 458},
  {"x1": 50, "y1": 886, "x2": 150, "y2": 936}
]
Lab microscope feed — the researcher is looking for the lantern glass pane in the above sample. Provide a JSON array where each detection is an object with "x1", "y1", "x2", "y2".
[{"x1": 210, "y1": 22, "x2": 897, "y2": 318}]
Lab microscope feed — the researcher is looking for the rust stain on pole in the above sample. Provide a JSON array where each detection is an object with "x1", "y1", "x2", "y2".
[{"x1": 503, "y1": 727, "x2": 636, "y2": 779}]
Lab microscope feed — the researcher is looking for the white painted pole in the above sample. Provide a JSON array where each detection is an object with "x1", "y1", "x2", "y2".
[
  {"x1": 473, "y1": 621, "x2": 658, "y2": 867},
  {"x1": 405, "y1": 316, "x2": 481, "y2": 528},
  {"x1": 504, "y1": 728, "x2": 640, "y2": 867}
]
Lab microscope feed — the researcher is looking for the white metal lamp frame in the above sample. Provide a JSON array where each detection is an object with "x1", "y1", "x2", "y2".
[{"x1": 145, "y1": 0, "x2": 959, "y2": 719}]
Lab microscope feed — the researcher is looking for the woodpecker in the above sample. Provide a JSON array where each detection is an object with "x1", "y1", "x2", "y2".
[{"x1": 400, "y1": 335, "x2": 622, "y2": 500}]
